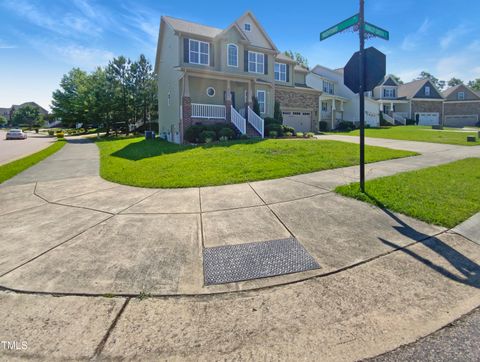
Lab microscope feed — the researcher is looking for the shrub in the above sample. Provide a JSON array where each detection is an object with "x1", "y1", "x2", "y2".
[
  {"x1": 268, "y1": 130, "x2": 278, "y2": 138},
  {"x1": 48, "y1": 130, "x2": 54, "y2": 136},
  {"x1": 218, "y1": 127, "x2": 235, "y2": 140},
  {"x1": 273, "y1": 101, "x2": 283, "y2": 122},
  {"x1": 264, "y1": 117, "x2": 281, "y2": 126},
  {"x1": 406, "y1": 119, "x2": 417, "y2": 125},
  {"x1": 285, "y1": 132, "x2": 293, "y2": 137},
  {"x1": 282, "y1": 125, "x2": 295, "y2": 134},
  {"x1": 265, "y1": 123, "x2": 284, "y2": 137},
  {"x1": 56, "y1": 132, "x2": 65, "y2": 139},
  {"x1": 199, "y1": 130, "x2": 217, "y2": 143},
  {"x1": 305, "y1": 132, "x2": 315, "y2": 138},
  {"x1": 240, "y1": 134, "x2": 249, "y2": 140},
  {"x1": 184, "y1": 125, "x2": 204, "y2": 143},
  {"x1": 337, "y1": 121, "x2": 355, "y2": 132},
  {"x1": 296, "y1": 132, "x2": 304, "y2": 138},
  {"x1": 319, "y1": 121, "x2": 328, "y2": 132},
  {"x1": 219, "y1": 136, "x2": 228, "y2": 142}
]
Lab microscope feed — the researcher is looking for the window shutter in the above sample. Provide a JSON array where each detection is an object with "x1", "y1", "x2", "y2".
[
  {"x1": 264, "y1": 54, "x2": 268, "y2": 74},
  {"x1": 183, "y1": 38, "x2": 189, "y2": 63},
  {"x1": 209, "y1": 43, "x2": 214, "y2": 67},
  {"x1": 244, "y1": 50, "x2": 248, "y2": 71},
  {"x1": 286, "y1": 64, "x2": 290, "y2": 82}
]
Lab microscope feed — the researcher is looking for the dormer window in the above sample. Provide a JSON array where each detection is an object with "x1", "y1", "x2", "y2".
[
  {"x1": 425, "y1": 86, "x2": 431, "y2": 96},
  {"x1": 244, "y1": 23, "x2": 251, "y2": 32},
  {"x1": 189, "y1": 39, "x2": 209, "y2": 65},
  {"x1": 227, "y1": 44, "x2": 238, "y2": 67},
  {"x1": 323, "y1": 80, "x2": 334, "y2": 95},
  {"x1": 383, "y1": 88, "x2": 396, "y2": 98},
  {"x1": 458, "y1": 91, "x2": 465, "y2": 100}
]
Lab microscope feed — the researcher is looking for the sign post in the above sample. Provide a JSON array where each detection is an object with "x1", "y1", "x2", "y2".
[{"x1": 320, "y1": 0, "x2": 389, "y2": 193}]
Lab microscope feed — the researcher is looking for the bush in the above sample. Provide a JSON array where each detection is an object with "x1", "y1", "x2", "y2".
[
  {"x1": 218, "y1": 127, "x2": 235, "y2": 140},
  {"x1": 268, "y1": 130, "x2": 278, "y2": 138},
  {"x1": 273, "y1": 101, "x2": 283, "y2": 122},
  {"x1": 406, "y1": 119, "x2": 418, "y2": 126},
  {"x1": 48, "y1": 130, "x2": 54, "y2": 136},
  {"x1": 337, "y1": 121, "x2": 355, "y2": 132},
  {"x1": 296, "y1": 132, "x2": 304, "y2": 138},
  {"x1": 56, "y1": 132, "x2": 65, "y2": 139},
  {"x1": 184, "y1": 125, "x2": 205, "y2": 143},
  {"x1": 219, "y1": 136, "x2": 228, "y2": 142},
  {"x1": 305, "y1": 132, "x2": 315, "y2": 138},
  {"x1": 240, "y1": 134, "x2": 249, "y2": 140},
  {"x1": 282, "y1": 125, "x2": 295, "y2": 134},
  {"x1": 199, "y1": 130, "x2": 217, "y2": 143},
  {"x1": 319, "y1": 121, "x2": 328, "y2": 132},
  {"x1": 285, "y1": 132, "x2": 293, "y2": 137},
  {"x1": 265, "y1": 123, "x2": 284, "y2": 137},
  {"x1": 264, "y1": 117, "x2": 281, "y2": 126}
]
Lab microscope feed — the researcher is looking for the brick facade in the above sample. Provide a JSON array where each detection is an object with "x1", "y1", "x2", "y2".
[
  {"x1": 410, "y1": 100, "x2": 443, "y2": 120},
  {"x1": 444, "y1": 101, "x2": 480, "y2": 126},
  {"x1": 275, "y1": 88, "x2": 320, "y2": 131}
]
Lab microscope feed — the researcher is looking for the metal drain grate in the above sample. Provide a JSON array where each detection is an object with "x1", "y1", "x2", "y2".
[{"x1": 203, "y1": 237, "x2": 320, "y2": 285}]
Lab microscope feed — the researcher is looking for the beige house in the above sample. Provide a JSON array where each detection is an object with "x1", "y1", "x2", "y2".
[
  {"x1": 442, "y1": 84, "x2": 480, "y2": 127},
  {"x1": 154, "y1": 11, "x2": 321, "y2": 143}
]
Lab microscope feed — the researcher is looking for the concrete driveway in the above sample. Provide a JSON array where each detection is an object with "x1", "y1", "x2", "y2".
[
  {"x1": 0, "y1": 137, "x2": 479, "y2": 360},
  {"x1": 0, "y1": 129, "x2": 54, "y2": 165}
]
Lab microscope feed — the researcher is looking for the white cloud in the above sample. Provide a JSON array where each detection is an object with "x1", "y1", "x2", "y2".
[
  {"x1": 401, "y1": 18, "x2": 431, "y2": 51},
  {"x1": 54, "y1": 45, "x2": 114, "y2": 68},
  {"x1": 435, "y1": 51, "x2": 480, "y2": 81},
  {"x1": 395, "y1": 68, "x2": 423, "y2": 83},
  {"x1": 440, "y1": 24, "x2": 471, "y2": 50}
]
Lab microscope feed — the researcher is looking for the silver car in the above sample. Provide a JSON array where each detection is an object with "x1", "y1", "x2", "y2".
[{"x1": 6, "y1": 129, "x2": 27, "y2": 140}]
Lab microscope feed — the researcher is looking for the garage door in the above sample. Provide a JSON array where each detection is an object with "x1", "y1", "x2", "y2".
[
  {"x1": 416, "y1": 112, "x2": 439, "y2": 126},
  {"x1": 282, "y1": 111, "x2": 311, "y2": 133},
  {"x1": 445, "y1": 115, "x2": 478, "y2": 127}
]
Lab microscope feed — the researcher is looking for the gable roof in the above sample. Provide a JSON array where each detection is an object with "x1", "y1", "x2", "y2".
[
  {"x1": 397, "y1": 79, "x2": 443, "y2": 99},
  {"x1": 162, "y1": 16, "x2": 223, "y2": 38},
  {"x1": 381, "y1": 75, "x2": 399, "y2": 86},
  {"x1": 235, "y1": 11, "x2": 278, "y2": 51},
  {"x1": 276, "y1": 53, "x2": 297, "y2": 63}
]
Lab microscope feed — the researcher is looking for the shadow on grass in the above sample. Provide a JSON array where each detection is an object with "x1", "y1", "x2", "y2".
[
  {"x1": 365, "y1": 191, "x2": 480, "y2": 289},
  {"x1": 108, "y1": 138, "x2": 265, "y2": 161}
]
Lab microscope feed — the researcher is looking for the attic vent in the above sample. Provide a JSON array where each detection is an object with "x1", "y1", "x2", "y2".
[{"x1": 244, "y1": 23, "x2": 251, "y2": 32}]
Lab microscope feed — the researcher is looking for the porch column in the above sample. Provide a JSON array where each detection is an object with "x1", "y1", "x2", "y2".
[
  {"x1": 225, "y1": 79, "x2": 232, "y2": 122},
  {"x1": 246, "y1": 81, "x2": 253, "y2": 119},
  {"x1": 390, "y1": 101, "x2": 394, "y2": 114},
  {"x1": 181, "y1": 74, "x2": 192, "y2": 143},
  {"x1": 331, "y1": 99, "x2": 336, "y2": 128}
]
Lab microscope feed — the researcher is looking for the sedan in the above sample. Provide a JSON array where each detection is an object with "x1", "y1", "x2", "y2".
[{"x1": 6, "y1": 129, "x2": 28, "y2": 140}]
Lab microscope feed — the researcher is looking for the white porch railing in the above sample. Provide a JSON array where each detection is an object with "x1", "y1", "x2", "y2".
[
  {"x1": 231, "y1": 106, "x2": 246, "y2": 134},
  {"x1": 247, "y1": 106, "x2": 264, "y2": 138},
  {"x1": 382, "y1": 112, "x2": 395, "y2": 125},
  {"x1": 191, "y1": 103, "x2": 226, "y2": 119},
  {"x1": 393, "y1": 112, "x2": 408, "y2": 124}
]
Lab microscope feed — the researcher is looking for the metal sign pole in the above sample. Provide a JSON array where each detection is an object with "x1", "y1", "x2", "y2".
[{"x1": 359, "y1": 0, "x2": 366, "y2": 192}]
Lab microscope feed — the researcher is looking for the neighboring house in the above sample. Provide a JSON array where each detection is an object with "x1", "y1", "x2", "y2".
[
  {"x1": 442, "y1": 84, "x2": 480, "y2": 127},
  {"x1": 307, "y1": 65, "x2": 380, "y2": 128},
  {"x1": 154, "y1": 11, "x2": 321, "y2": 143},
  {"x1": 1, "y1": 102, "x2": 49, "y2": 122}
]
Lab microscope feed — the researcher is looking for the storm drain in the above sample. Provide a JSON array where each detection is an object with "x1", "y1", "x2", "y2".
[{"x1": 203, "y1": 237, "x2": 320, "y2": 285}]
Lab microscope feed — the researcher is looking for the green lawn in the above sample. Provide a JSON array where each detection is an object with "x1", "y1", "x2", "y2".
[
  {"x1": 335, "y1": 158, "x2": 480, "y2": 228},
  {"x1": 96, "y1": 137, "x2": 417, "y2": 188},
  {"x1": 0, "y1": 140, "x2": 66, "y2": 184},
  {"x1": 332, "y1": 126, "x2": 480, "y2": 146}
]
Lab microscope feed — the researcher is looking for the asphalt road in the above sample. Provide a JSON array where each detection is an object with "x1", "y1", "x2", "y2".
[{"x1": 0, "y1": 129, "x2": 54, "y2": 165}]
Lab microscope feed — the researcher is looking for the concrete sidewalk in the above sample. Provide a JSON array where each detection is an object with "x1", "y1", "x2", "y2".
[{"x1": 0, "y1": 136, "x2": 479, "y2": 360}]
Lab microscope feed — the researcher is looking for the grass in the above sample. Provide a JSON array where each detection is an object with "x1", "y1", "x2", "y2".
[
  {"x1": 335, "y1": 158, "x2": 480, "y2": 228},
  {"x1": 0, "y1": 140, "x2": 66, "y2": 184},
  {"x1": 96, "y1": 137, "x2": 417, "y2": 188},
  {"x1": 331, "y1": 125, "x2": 480, "y2": 146}
]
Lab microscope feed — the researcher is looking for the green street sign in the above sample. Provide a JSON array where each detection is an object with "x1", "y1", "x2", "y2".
[
  {"x1": 365, "y1": 22, "x2": 389, "y2": 40},
  {"x1": 320, "y1": 14, "x2": 359, "y2": 41}
]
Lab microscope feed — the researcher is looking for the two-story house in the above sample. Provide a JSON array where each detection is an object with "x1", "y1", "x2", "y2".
[
  {"x1": 442, "y1": 84, "x2": 480, "y2": 127},
  {"x1": 373, "y1": 76, "x2": 444, "y2": 125},
  {"x1": 154, "y1": 11, "x2": 321, "y2": 143},
  {"x1": 307, "y1": 65, "x2": 380, "y2": 128}
]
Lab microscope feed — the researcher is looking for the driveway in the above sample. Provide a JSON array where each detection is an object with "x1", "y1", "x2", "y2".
[
  {"x1": 0, "y1": 130, "x2": 54, "y2": 165},
  {"x1": 0, "y1": 137, "x2": 479, "y2": 360}
]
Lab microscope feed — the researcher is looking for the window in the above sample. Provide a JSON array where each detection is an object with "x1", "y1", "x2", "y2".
[
  {"x1": 458, "y1": 91, "x2": 465, "y2": 100},
  {"x1": 206, "y1": 87, "x2": 215, "y2": 97},
  {"x1": 321, "y1": 101, "x2": 328, "y2": 112},
  {"x1": 189, "y1": 39, "x2": 209, "y2": 65},
  {"x1": 425, "y1": 86, "x2": 430, "y2": 96},
  {"x1": 256, "y1": 90, "x2": 266, "y2": 113},
  {"x1": 244, "y1": 23, "x2": 251, "y2": 32},
  {"x1": 274, "y1": 63, "x2": 287, "y2": 81},
  {"x1": 227, "y1": 44, "x2": 238, "y2": 67},
  {"x1": 248, "y1": 51, "x2": 264, "y2": 74},
  {"x1": 383, "y1": 88, "x2": 396, "y2": 98},
  {"x1": 323, "y1": 81, "x2": 334, "y2": 95}
]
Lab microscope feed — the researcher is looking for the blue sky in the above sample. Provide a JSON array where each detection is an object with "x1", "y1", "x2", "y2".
[{"x1": 1, "y1": 0, "x2": 480, "y2": 110}]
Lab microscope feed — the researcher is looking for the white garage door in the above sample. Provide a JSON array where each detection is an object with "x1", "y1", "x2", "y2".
[
  {"x1": 445, "y1": 115, "x2": 478, "y2": 127},
  {"x1": 282, "y1": 111, "x2": 311, "y2": 133},
  {"x1": 416, "y1": 112, "x2": 439, "y2": 126}
]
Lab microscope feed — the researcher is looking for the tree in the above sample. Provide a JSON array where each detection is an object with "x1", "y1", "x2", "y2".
[
  {"x1": 273, "y1": 101, "x2": 283, "y2": 122},
  {"x1": 0, "y1": 115, "x2": 7, "y2": 126},
  {"x1": 447, "y1": 77, "x2": 463, "y2": 87},
  {"x1": 467, "y1": 79, "x2": 480, "y2": 91},
  {"x1": 284, "y1": 50, "x2": 309, "y2": 69},
  {"x1": 416, "y1": 71, "x2": 445, "y2": 90},
  {"x1": 252, "y1": 96, "x2": 260, "y2": 116},
  {"x1": 107, "y1": 56, "x2": 133, "y2": 134},
  {"x1": 11, "y1": 105, "x2": 40, "y2": 127},
  {"x1": 390, "y1": 74, "x2": 404, "y2": 84}
]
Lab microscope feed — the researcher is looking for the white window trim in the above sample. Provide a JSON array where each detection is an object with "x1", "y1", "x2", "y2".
[
  {"x1": 383, "y1": 87, "x2": 396, "y2": 98},
  {"x1": 274, "y1": 62, "x2": 287, "y2": 82},
  {"x1": 189, "y1": 39, "x2": 209, "y2": 65},
  {"x1": 323, "y1": 80, "x2": 334, "y2": 95},
  {"x1": 248, "y1": 51, "x2": 264, "y2": 74},
  {"x1": 206, "y1": 87, "x2": 215, "y2": 97},
  {"x1": 227, "y1": 43, "x2": 238, "y2": 68},
  {"x1": 458, "y1": 91, "x2": 465, "y2": 100},
  {"x1": 244, "y1": 23, "x2": 251, "y2": 32},
  {"x1": 256, "y1": 90, "x2": 266, "y2": 114}
]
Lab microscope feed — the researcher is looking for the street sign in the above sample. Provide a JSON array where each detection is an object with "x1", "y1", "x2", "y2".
[
  {"x1": 320, "y1": 14, "x2": 359, "y2": 41},
  {"x1": 344, "y1": 46, "x2": 386, "y2": 94},
  {"x1": 365, "y1": 22, "x2": 389, "y2": 40}
]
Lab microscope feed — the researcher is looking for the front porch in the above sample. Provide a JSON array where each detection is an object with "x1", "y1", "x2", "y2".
[
  {"x1": 378, "y1": 100, "x2": 409, "y2": 124},
  {"x1": 320, "y1": 95, "x2": 349, "y2": 130}
]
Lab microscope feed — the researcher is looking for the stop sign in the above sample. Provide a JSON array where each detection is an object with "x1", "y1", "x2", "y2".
[{"x1": 344, "y1": 46, "x2": 386, "y2": 94}]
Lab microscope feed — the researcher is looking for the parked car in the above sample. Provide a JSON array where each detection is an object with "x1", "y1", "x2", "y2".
[{"x1": 6, "y1": 129, "x2": 27, "y2": 140}]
